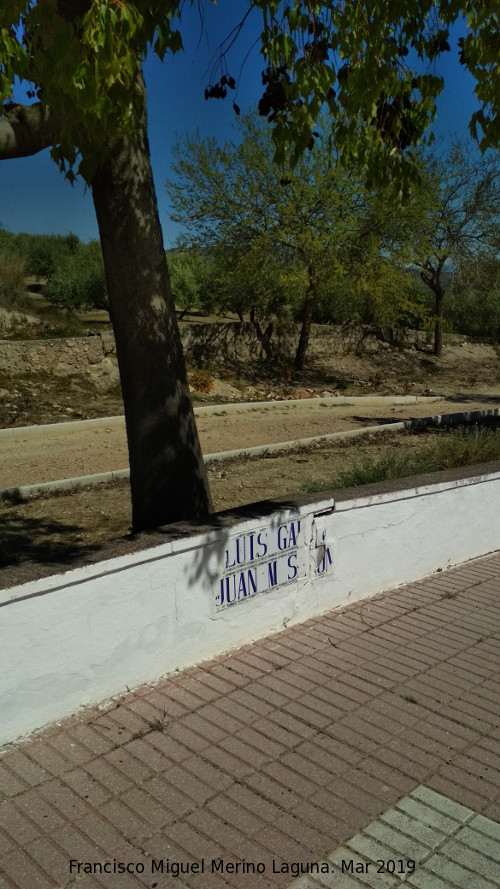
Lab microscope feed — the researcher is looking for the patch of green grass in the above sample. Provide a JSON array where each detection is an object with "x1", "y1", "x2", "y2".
[
  {"x1": 432, "y1": 426, "x2": 500, "y2": 467},
  {"x1": 303, "y1": 426, "x2": 500, "y2": 493},
  {"x1": 12, "y1": 293, "x2": 112, "y2": 339},
  {"x1": 336, "y1": 451, "x2": 438, "y2": 488}
]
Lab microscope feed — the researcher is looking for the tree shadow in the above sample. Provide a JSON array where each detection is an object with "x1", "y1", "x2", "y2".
[
  {"x1": 0, "y1": 511, "x2": 104, "y2": 575},
  {"x1": 350, "y1": 415, "x2": 404, "y2": 425},
  {"x1": 183, "y1": 498, "x2": 297, "y2": 593},
  {"x1": 443, "y1": 394, "x2": 500, "y2": 405}
]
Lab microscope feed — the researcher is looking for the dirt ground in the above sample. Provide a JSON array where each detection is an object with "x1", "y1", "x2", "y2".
[
  {"x1": 0, "y1": 429, "x2": 448, "y2": 588},
  {"x1": 2, "y1": 395, "x2": 499, "y2": 489},
  {"x1": 1, "y1": 338, "x2": 500, "y2": 429},
  {"x1": 1, "y1": 338, "x2": 500, "y2": 587}
]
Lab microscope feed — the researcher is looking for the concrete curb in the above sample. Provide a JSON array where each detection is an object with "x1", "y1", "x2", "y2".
[
  {"x1": 0, "y1": 423, "x2": 406, "y2": 502},
  {"x1": 0, "y1": 395, "x2": 442, "y2": 439},
  {"x1": 0, "y1": 469, "x2": 131, "y2": 503},
  {"x1": 195, "y1": 394, "x2": 442, "y2": 415},
  {"x1": 2, "y1": 406, "x2": 499, "y2": 503},
  {"x1": 405, "y1": 406, "x2": 500, "y2": 428},
  {"x1": 204, "y1": 421, "x2": 406, "y2": 463}
]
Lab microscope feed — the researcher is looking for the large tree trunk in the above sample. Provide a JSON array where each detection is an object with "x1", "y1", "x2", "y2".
[
  {"x1": 91, "y1": 96, "x2": 212, "y2": 532},
  {"x1": 293, "y1": 261, "x2": 317, "y2": 374}
]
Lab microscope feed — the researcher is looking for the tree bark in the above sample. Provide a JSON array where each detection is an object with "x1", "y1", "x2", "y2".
[
  {"x1": 0, "y1": 104, "x2": 57, "y2": 159},
  {"x1": 293, "y1": 261, "x2": 317, "y2": 374},
  {"x1": 420, "y1": 261, "x2": 446, "y2": 359},
  {"x1": 433, "y1": 287, "x2": 444, "y2": 358},
  {"x1": 91, "y1": 95, "x2": 212, "y2": 532}
]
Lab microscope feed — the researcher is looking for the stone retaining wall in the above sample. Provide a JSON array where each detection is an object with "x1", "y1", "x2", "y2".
[
  {"x1": 0, "y1": 331, "x2": 118, "y2": 391},
  {"x1": 0, "y1": 323, "x2": 456, "y2": 391},
  {"x1": 180, "y1": 321, "x2": 436, "y2": 365}
]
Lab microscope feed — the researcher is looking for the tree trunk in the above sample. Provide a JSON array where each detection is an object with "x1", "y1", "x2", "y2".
[
  {"x1": 420, "y1": 260, "x2": 447, "y2": 360},
  {"x1": 293, "y1": 262, "x2": 317, "y2": 374},
  {"x1": 91, "y1": 95, "x2": 212, "y2": 532},
  {"x1": 433, "y1": 288, "x2": 444, "y2": 358}
]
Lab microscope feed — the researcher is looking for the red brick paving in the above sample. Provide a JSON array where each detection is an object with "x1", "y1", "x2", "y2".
[{"x1": 0, "y1": 550, "x2": 499, "y2": 888}]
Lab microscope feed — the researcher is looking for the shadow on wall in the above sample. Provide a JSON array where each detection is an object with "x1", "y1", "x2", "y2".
[
  {"x1": 182, "y1": 496, "x2": 318, "y2": 618},
  {"x1": 180, "y1": 322, "x2": 438, "y2": 368}
]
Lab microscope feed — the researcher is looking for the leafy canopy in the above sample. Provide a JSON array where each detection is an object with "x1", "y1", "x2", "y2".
[
  {"x1": 251, "y1": 1, "x2": 499, "y2": 169},
  {"x1": 0, "y1": 1, "x2": 498, "y2": 186},
  {"x1": 168, "y1": 115, "x2": 430, "y2": 330},
  {"x1": 168, "y1": 114, "x2": 363, "y2": 268},
  {"x1": 390, "y1": 143, "x2": 500, "y2": 277},
  {"x1": 0, "y1": 0, "x2": 201, "y2": 179}
]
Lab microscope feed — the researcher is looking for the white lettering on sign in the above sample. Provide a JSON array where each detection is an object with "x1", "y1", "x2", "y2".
[{"x1": 215, "y1": 520, "x2": 306, "y2": 611}]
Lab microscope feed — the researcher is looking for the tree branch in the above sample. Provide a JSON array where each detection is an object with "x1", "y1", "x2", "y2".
[
  {"x1": 0, "y1": 103, "x2": 59, "y2": 160},
  {"x1": 57, "y1": 0, "x2": 92, "y2": 21}
]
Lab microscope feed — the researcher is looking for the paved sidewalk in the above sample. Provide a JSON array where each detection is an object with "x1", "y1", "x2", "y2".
[{"x1": 1, "y1": 552, "x2": 500, "y2": 889}]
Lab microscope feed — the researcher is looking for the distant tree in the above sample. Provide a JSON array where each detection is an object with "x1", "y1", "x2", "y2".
[
  {"x1": 169, "y1": 117, "x2": 434, "y2": 361},
  {"x1": 43, "y1": 240, "x2": 108, "y2": 311},
  {"x1": 447, "y1": 254, "x2": 500, "y2": 341},
  {"x1": 406, "y1": 146, "x2": 500, "y2": 356},
  {"x1": 168, "y1": 116, "x2": 369, "y2": 372},
  {"x1": 208, "y1": 243, "x2": 307, "y2": 325},
  {"x1": 343, "y1": 255, "x2": 429, "y2": 330},
  {"x1": 167, "y1": 249, "x2": 216, "y2": 319},
  {"x1": 328, "y1": 197, "x2": 430, "y2": 329},
  {"x1": 12, "y1": 232, "x2": 82, "y2": 279},
  {"x1": 0, "y1": 251, "x2": 26, "y2": 309}
]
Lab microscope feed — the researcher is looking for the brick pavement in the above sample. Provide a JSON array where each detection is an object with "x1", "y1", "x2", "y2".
[{"x1": 1, "y1": 551, "x2": 500, "y2": 889}]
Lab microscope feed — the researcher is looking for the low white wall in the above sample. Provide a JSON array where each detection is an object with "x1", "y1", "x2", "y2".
[{"x1": 1, "y1": 466, "x2": 499, "y2": 747}]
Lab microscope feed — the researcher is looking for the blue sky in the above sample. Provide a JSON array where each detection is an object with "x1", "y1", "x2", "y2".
[{"x1": 0, "y1": 3, "x2": 481, "y2": 246}]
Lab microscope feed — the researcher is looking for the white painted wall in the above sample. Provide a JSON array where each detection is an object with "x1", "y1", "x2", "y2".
[{"x1": 1, "y1": 469, "x2": 499, "y2": 747}]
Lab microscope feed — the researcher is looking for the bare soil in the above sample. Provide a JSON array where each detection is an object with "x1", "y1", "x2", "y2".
[
  {"x1": 2, "y1": 395, "x2": 499, "y2": 489},
  {"x1": 1, "y1": 338, "x2": 499, "y2": 428},
  {"x1": 1, "y1": 338, "x2": 500, "y2": 588},
  {"x1": 0, "y1": 429, "x2": 442, "y2": 588}
]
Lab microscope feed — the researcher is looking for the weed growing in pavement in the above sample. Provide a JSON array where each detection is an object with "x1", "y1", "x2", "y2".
[{"x1": 401, "y1": 694, "x2": 420, "y2": 705}]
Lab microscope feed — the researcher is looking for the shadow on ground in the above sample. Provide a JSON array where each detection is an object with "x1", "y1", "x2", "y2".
[
  {"x1": 0, "y1": 512, "x2": 104, "y2": 569},
  {"x1": 444, "y1": 393, "x2": 500, "y2": 404},
  {"x1": 0, "y1": 495, "x2": 305, "y2": 594},
  {"x1": 350, "y1": 415, "x2": 405, "y2": 425}
]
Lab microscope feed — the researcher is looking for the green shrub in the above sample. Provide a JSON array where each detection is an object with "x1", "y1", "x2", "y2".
[
  {"x1": 0, "y1": 252, "x2": 27, "y2": 308},
  {"x1": 303, "y1": 426, "x2": 500, "y2": 493},
  {"x1": 43, "y1": 241, "x2": 108, "y2": 311},
  {"x1": 440, "y1": 257, "x2": 500, "y2": 342},
  {"x1": 168, "y1": 249, "x2": 218, "y2": 316},
  {"x1": 432, "y1": 426, "x2": 500, "y2": 467},
  {"x1": 336, "y1": 450, "x2": 438, "y2": 487}
]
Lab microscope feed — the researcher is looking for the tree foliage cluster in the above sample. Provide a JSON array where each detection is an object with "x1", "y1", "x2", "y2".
[
  {"x1": 2, "y1": 0, "x2": 496, "y2": 186},
  {"x1": 0, "y1": 228, "x2": 107, "y2": 310},
  {"x1": 168, "y1": 115, "x2": 408, "y2": 370},
  {"x1": 0, "y1": 243, "x2": 25, "y2": 309},
  {"x1": 168, "y1": 118, "x2": 500, "y2": 362},
  {"x1": 391, "y1": 144, "x2": 500, "y2": 353},
  {"x1": 447, "y1": 255, "x2": 500, "y2": 342}
]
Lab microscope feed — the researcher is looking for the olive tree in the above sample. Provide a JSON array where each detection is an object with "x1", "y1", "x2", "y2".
[{"x1": 169, "y1": 116, "x2": 374, "y2": 372}]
